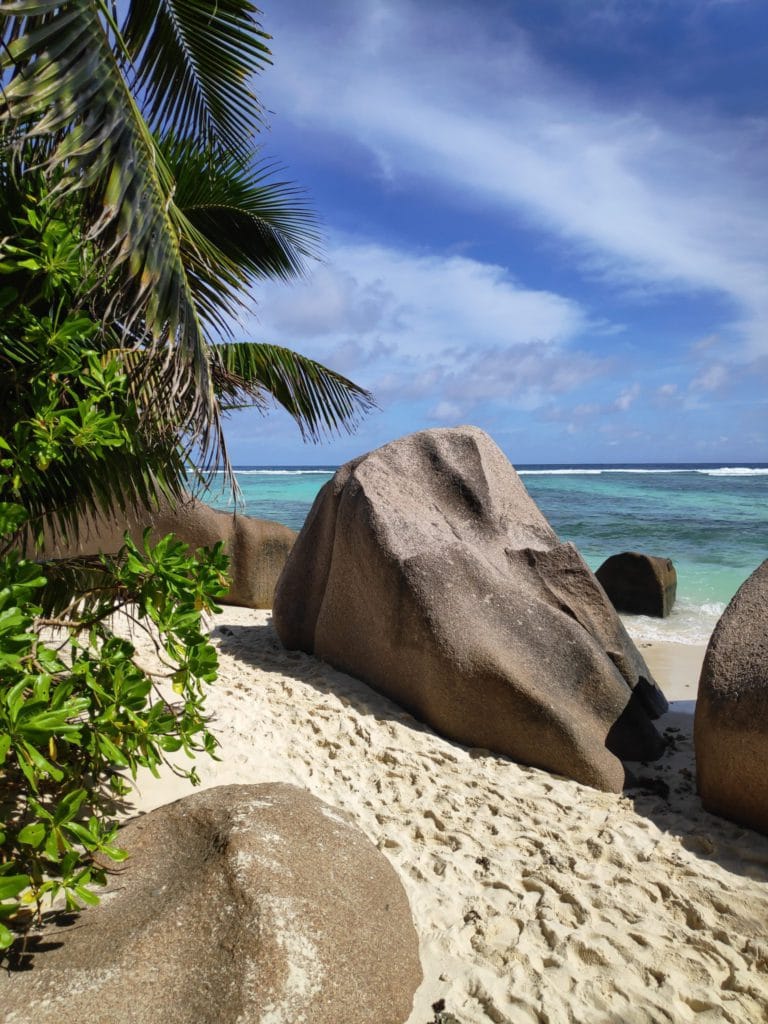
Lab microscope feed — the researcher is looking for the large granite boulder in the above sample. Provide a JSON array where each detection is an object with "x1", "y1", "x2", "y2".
[
  {"x1": 3, "y1": 784, "x2": 422, "y2": 1024},
  {"x1": 596, "y1": 551, "x2": 677, "y2": 617},
  {"x1": 273, "y1": 427, "x2": 667, "y2": 793},
  {"x1": 694, "y1": 560, "x2": 768, "y2": 834},
  {"x1": 39, "y1": 495, "x2": 296, "y2": 609}
]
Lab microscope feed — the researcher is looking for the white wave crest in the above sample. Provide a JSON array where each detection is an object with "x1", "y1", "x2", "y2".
[
  {"x1": 518, "y1": 468, "x2": 688, "y2": 476},
  {"x1": 518, "y1": 469, "x2": 603, "y2": 475},
  {"x1": 228, "y1": 469, "x2": 335, "y2": 476},
  {"x1": 697, "y1": 467, "x2": 768, "y2": 477},
  {"x1": 518, "y1": 465, "x2": 767, "y2": 477},
  {"x1": 203, "y1": 465, "x2": 766, "y2": 479}
]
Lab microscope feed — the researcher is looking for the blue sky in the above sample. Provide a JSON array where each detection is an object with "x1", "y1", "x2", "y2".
[{"x1": 223, "y1": 0, "x2": 767, "y2": 465}]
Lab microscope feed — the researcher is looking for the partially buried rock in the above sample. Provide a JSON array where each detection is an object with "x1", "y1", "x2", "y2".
[
  {"x1": 596, "y1": 551, "x2": 677, "y2": 618},
  {"x1": 273, "y1": 426, "x2": 668, "y2": 793},
  {"x1": 38, "y1": 494, "x2": 296, "y2": 609},
  {"x1": 2, "y1": 784, "x2": 422, "y2": 1024},
  {"x1": 695, "y1": 559, "x2": 768, "y2": 835}
]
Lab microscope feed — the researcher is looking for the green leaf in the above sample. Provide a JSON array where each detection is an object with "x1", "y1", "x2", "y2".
[
  {"x1": 44, "y1": 829, "x2": 63, "y2": 861},
  {"x1": 5, "y1": 679, "x2": 30, "y2": 722},
  {"x1": 96, "y1": 734, "x2": 128, "y2": 767},
  {"x1": 17, "y1": 821, "x2": 46, "y2": 848},
  {"x1": 73, "y1": 884, "x2": 100, "y2": 907},
  {"x1": 0, "y1": 921, "x2": 16, "y2": 949},
  {"x1": 0, "y1": 875, "x2": 29, "y2": 901},
  {"x1": 21, "y1": 740, "x2": 64, "y2": 782},
  {"x1": 0, "y1": 504, "x2": 27, "y2": 538},
  {"x1": 62, "y1": 821, "x2": 97, "y2": 847},
  {"x1": 53, "y1": 788, "x2": 88, "y2": 824}
]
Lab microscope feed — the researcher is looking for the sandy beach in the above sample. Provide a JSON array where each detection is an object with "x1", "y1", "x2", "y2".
[
  {"x1": 635, "y1": 640, "x2": 706, "y2": 704},
  {"x1": 127, "y1": 609, "x2": 768, "y2": 1024}
]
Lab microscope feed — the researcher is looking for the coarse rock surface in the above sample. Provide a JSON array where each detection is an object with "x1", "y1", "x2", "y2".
[
  {"x1": 695, "y1": 559, "x2": 768, "y2": 834},
  {"x1": 596, "y1": 551, "x2": 677, "y2": 618},
  {"x1": 39, "y1": 495, "x2": 296, "y2": 609},
  {"x1": 273, "y1": 426, "x2": 668, "y2": 793},
  {"x1": 3, "y1": 784, "x2": 422, "y2": 1024}
]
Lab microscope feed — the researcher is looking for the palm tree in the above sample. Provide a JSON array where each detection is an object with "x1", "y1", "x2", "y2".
[
  {"x1": 0, "y1": 5, "x2": 374, "y2": 937},
  {"x1": 0, "y1": 0, "x2": 373, "y2": 531}
]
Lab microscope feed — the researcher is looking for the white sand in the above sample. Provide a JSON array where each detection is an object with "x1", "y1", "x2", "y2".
[
  {"x1": 128, "y1": 609, "x2": 768, "y2": 1024},
  {"x1": 637, "y1": 640, "x2": 706, "y2": 703}
]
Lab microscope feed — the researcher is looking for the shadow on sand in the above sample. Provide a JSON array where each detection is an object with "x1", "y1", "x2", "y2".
[{"x1": 214, "y1": 616, "x2": 768, "y2": 885}]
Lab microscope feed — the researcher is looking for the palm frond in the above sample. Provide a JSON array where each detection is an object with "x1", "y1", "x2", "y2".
[
  {"x1": 211, "y1": 343, "x2": 376, "y2": 441},
  {"x1": 0, "y1": 1, "x2": 218, "y2": 453},
  {"x1": 162, "y1": 135, "x2": 321, "y2": 287},
  {"x1": 0, "y1": 2, "x2": 375, "y2": 492},
  {"x1": 121, "y1": 0, "x2": 270, "y2": 155},
  {"x1": 4, "y1": 442, "x2": 189, "y2": 559},
  {"x1": 35, "y1": 555, "x2": 128, "y2": 620}
]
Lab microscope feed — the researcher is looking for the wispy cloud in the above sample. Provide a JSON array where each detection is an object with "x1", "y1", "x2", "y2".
[
  {"x1": 263, "y1": 0, "x2": 768, "y2": 355},
  {"x1": 241, "y1": 238, "x2": 605, "y2": 424},
  {"x1": 690, "y1": 363, "x2": 729, "y2": 392},
  {"x1": 253, "y1": 240, "x2": 588, "y2": 356},
  {"x1": 614, "y1": 383, "x2": 640, "y2": 411}
]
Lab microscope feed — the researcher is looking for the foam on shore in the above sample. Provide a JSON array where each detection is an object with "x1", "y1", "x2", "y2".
[
  {"x1": 123, "y1": 608, "x2": 768, "y2": 1024},
  {"x1": 621, "y1": 599, "x2": 724, "y2": 646}
]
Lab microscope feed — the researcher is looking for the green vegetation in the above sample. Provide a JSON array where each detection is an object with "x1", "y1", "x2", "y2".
[{"x1": 0, "y1": 1, "x2": 372, "y2": 947}]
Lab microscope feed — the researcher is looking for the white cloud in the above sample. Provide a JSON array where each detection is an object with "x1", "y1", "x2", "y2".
[
  {"x1": 238, "y1": 238, "x2": 607, "y2": 420},
  {"x1": 429, "y1": 400, "x2": 464, "y2": 421},
  {"x1": 614, "y1": 383, "x2": 640, "y2": 411},
  {"x1": 263, "y1": 0, "x2": 768, "y2": 356},
  {"x1": 258, "y1": 265, "x2": 395, "y2": 338},
  {"x1": 253, "y1": 240, "x2": 588, "y2": 357},
  {"x1": 690, "y1": 363, "x2": 729, "y2": 391}
]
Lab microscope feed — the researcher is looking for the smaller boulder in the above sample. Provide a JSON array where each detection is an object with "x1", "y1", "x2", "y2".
[
  {"x1": 596, "y1": 552, "x2": 677, "y2": 617},
  {"x1": 2, "y1": 784, "x2": 422, "y2": 1024},
  {"x1": 37, "y1": 496, "x2": 296, "y2": 609},
  {"x1": 694, "y1": 560, "x2": 768, "y2": 835},
  {"x1": 147, "y1": 498, "x2": 296, "y2": 609}
]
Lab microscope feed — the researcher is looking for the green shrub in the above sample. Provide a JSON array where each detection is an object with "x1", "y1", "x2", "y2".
[
  {"x1": 0, "y1": 519, "x2": 228, "y2": 948},
  {"x1": 0, "y1": 198, "x2": 228, "y2": 949}
]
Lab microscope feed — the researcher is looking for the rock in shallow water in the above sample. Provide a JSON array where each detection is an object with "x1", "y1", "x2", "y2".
[
  {"x1": 695, "y1": 558, "x2": 768, "y2": 835},
  {"x1": 2, "y1": 784, "x2": 422, "y2": 1024},
  {"x1": 273, "y1": 426, "x2": 668, "y2": 793},
  {"x1": 596, "y1": 551, "x2": 677, "y2": 618}
]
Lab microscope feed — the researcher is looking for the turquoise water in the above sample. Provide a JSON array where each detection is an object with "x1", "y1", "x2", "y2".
[{"x1": 199, "y1": 464, "x2": 768, "y2": 644}]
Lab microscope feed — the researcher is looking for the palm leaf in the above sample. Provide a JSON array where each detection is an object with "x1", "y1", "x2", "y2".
[
  {"x1": 162, "y1": 135, "x2": 321, "y2": 288},
  {"x1": 35, "y1": 554, "x2": 121, "y2": 620},
  {"x1": 120, "y1": 0, "x2": 270, "y2": 155},
  {"x1": 0, "y1": 1, "x2": 218, "y2": 452},
  {"x1": 211, "y1": 343, "x2": 376, "y2": 441},
  {"x1": 0, "y1": 2, "x2": 375, "y2": 492}
]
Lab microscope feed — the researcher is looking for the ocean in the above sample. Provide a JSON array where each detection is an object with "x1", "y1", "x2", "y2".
[{"x1": 199, "y1": 464, "x2": 768, "y2": 646}]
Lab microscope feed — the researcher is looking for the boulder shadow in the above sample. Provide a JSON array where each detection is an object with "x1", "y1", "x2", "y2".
[
  {"x1": 214, "y1": 618, "x2": 768, "y2": 884},
  {"x1": 213, "y1": 619, "x2": 450, "y2": 742},
  {"x1": 623, "y1": 703, "x2": 768, "y2": 883}
]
